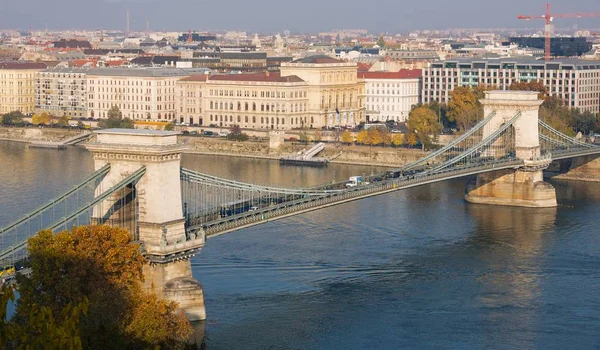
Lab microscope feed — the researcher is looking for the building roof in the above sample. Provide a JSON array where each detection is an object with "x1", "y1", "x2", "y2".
[
  {"x1": 87, "y1": 67, "x2": 211, "y2": 77},
  {"x1": 220, "y1": 52, "x2": 266, "y2": 60},
  {"x1": 292, "y1": 55, "x2": 345, "y2": 64},
  {"x1": 357, "y1": 62, "x2": 373, "y2": 72},
  {"x1": 208, "y1": 72, "x2": 305, "y2": 83},
  {"x1": 433, "y1": 57, "x2": 600, "y2": 67},
  {"x1": 0, "y1": 61, "x2": 47, "y2": 70},
  {"x1": 358, "y1": 69, "x2": 422, "y2": 80},
  {"x1": 180, "y1": 74, "x2": 210, "y2": 82}
]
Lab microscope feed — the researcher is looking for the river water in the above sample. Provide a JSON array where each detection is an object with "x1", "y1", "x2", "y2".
[{"x1": 1, "y1": 142, "x2": 600, "y2": 349}]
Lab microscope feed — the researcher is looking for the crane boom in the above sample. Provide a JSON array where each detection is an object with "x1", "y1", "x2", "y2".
[{"x1": 517, "y1": 2, "x2": 600, "y2": 61}]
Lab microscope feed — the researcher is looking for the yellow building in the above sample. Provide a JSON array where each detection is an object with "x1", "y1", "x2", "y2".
[
  {"x1": 279, "y1": 55, "x2": 365, "y2": 128},
  {"x1": 176, "y1": 72, "x2": 309, "y2": 130},
  {"x1": 0, "y1": 62, "x2": 47, "y2": 115},
  {"x1": 202, "y1": 73, "x2": 309, "y2": 130}
]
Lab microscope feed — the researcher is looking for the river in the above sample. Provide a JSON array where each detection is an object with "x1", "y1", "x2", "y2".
[{"x1": 1, "y1": 142, "x2": 600, "y2": 349}]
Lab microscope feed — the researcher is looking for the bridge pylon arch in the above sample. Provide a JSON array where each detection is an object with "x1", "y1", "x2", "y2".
[
  {"x1": 465, "y1": 91, "x2": 557, "y2": 207},
  {"x1": 86, "y1": 129, "x2": 206, "y2": 321}
]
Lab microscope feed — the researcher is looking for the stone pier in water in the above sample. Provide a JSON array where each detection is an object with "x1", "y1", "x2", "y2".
[
  {"x1": 86, "y1": 129, "x2": 206, "y2": 321},
  {"x1": 464, "y1": 91, "x2": 557, "y2": 208}
]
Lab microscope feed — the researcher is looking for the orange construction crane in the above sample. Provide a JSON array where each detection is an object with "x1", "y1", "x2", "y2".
[{"x1": 517, "y1": 2, "x2": 600, "y2": 61}]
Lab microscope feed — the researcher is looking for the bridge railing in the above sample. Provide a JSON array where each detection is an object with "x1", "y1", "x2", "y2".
[{"x1": 189, "y1": 159, "x2": 523, "y2": 238}]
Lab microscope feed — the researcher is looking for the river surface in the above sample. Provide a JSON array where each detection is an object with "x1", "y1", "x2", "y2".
[{"x1": 1, "y1": 141, "x2": 600, "y2": 349}]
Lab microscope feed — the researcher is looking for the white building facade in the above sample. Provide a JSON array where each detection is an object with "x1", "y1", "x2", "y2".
[
  {"x1": 360, "y1": 70, "x2": 422, "y2": 122},
  {"x1": 86, "y1": 67, "x2": 209, "y2": 121},
  {"x1": 423, "y1": 58, "x2": 600, "y2": 114}
]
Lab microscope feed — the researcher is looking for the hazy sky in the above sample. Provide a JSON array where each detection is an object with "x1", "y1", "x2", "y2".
[{"x1": 0, "y1": 0, "x2": 599, "y2": 33}]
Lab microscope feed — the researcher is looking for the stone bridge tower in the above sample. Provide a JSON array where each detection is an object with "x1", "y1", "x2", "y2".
[
  {"x1": 86, "y1": 129, "x2": 206, "y2": 321},
  {"x1": 465, "y1": 91, "x2": 557, "y2": 208}
]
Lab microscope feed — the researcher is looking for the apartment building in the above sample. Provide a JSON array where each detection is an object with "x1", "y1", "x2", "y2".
[
  {"x1": 35, "y1": 68, "x2": 89, "y2": 117},
  {"x1": 178, "y1": 72, "x2": 309, "y2": 130},
  {"x1": 359, "y1": 70, "x2": 421, "y2": 122},
  {"x1": 86, "y1": 67, "x2": 209, "y2": 121},
  {"x1": 176, "y1": 74, "x2": 207, "y2": 125},
  {"x1": 423, "y1": 58, "x2": 600, "y2": 114},
  {"x1": 0, "y1": 62, "x2": 47, "y2": 114},
  {"x1": 280, "y1": 56, "x2": 365, "y2": 128}
]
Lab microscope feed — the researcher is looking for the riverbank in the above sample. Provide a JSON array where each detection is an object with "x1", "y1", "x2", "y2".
[
  {"x1": 180, "y1": 136, "x2": 425, "y2": 168},
  {"x1": 0, "y1": 126, "x2": 424, "y2": 168}
]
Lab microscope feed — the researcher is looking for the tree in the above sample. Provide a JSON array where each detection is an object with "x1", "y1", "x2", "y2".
[
  {"x1": 1, "y1": 111, "x2": 24, "y2": 125},
  {"x1": 407, "y1": 106, "x2": 442, "y2": 151},
  {"x1": 509, "y1": 80, "x2": 547, "y2": 99},
  {"x1": 355, "y1": 130, "x2": 368, "y2": 145},
  {"x1": 376, "y1": 35, "x2": 385, "y2": 48},
  {"x1": 227, "y1": 124, "x2": 248, "y2": 142},
  {"x1": 312, "y1": 129, "x2": 323, "y2": 142},
  {"x1": 367, "y1": 128, "x2": 383, "y2": 146},
  {"x1": 0, "y1": 284, "x2": 88, "y2": 349},
  {"x1": 380, "y1": 129, "x2": 392, "y2": 147},
  {"x1": 392, "y1": 133, "x2": 404, "y2": 147},
  {"x1": 447, "y1": 87, "x2": 481, "y2": 131},
  {"x1": 32, "y1": 112, "x2": 52, "y2": 126},
  {"x1": 407, "y1": 133, "x2": 418, "y2": 148},
  {"x1": 13, "y1": 226, "x2": 192, "y2": 349},
  {"x1": 164, "y1": 122, "x2": 175, "y2": 131},
  {"x1": 574, "y1": 111, "x2": 597, "y2": 135},
  {"x1": 341, "y1": 130, "x2": 353, "y2": 145},
  {"x1": 98, "y1": 106, "x2": 134, "y2": 129},
  {"x1": 56, "y1": 115, "x2": 70, "y2": 127}
]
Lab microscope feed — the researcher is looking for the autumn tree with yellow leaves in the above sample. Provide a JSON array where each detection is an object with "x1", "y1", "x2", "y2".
[
  {"x1": 341, "y1": 130, "x2": 354, "y2": 145},
  {"x1": 32, "y1": 112, "x2": 53, "y2": 125},
  {"x1": 12, "y1": 225, "x2": 193, "y2": 349},
  {"x1": 407, "y1": 107, "x2": 442, "y2": 151}
]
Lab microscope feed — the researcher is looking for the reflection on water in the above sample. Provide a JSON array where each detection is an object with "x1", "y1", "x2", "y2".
[{"x1": 1, "y1": 143, "x2": 600, "y2": 349}]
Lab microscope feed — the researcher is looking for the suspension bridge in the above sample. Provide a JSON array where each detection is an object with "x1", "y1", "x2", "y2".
[{"x1": 1, "y1": 91, "x2": 599, "y2": 321}]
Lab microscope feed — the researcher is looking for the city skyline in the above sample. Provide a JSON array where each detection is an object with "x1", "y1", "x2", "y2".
[{"x1": 0, "y1": 0, "x2": 599, "y2": 33}]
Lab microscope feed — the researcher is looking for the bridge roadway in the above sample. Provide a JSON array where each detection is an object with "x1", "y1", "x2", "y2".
[{"x1": 185, "y1": 158, "x2": 525, "y2": 243}]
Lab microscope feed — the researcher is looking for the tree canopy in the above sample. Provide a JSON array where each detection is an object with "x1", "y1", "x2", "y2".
[
  {"x1": 98, "y1": 106, "x2": 135, "y2": 129},
  {"x1": 447, "y1": 86, "x2": 482, "y2": 131},
  {"x1": 341, "y1": 130, "x2": 353, "y2": 145},
  {"x1": 407, "y1": 106, "x2": 442, "y2": 151},
  {"x1": 1, "y1": 111, "x2": 25, "y2": 125},
  {"x1": 227, "y1": 124, "x2": 249, "y2": 141},
  {"x1": 11, "y1": 225, "x2": 192, "y2": 349},
  {"x1": 32, "y1": 112, "x2": 53, "y2": 126}
]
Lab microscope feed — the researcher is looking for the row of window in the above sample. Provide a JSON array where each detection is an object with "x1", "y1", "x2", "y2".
[{"x1": 209, "y1": 114, "x2": 315, "y2": 126}]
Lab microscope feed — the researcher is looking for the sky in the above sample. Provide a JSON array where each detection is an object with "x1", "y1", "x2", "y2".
[{"x1": 0, "y1": 0, "x2": 599, "y2": 33}]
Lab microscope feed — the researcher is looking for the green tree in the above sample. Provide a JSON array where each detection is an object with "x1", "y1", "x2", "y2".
[
  {"x1": 14, "y1": 226, "x2": 192, "y2": 349},
  {"x1": 341, "y1": 130, "x2": 353, "y2": 145},
  {"x1": 376, "y1": 35, "x2": 385, "y2": 48},
  {"x1": 407, "y1": 106, "x2": 442, "y2": 151},
  {"x1": 56, "y1": 115, "x2": 70, "y2": 127},
  {"x1": 574, "y1": 111, "x2": 597, "y2": 135},
  {"x1": 1, "y1": 111, "x2": 24, "y2": 125},
  {"x1": 227, "y1": 124, "x2": 249, "y2": 142},
  {"x1": 0, "y1": 284, "x2": 88, "y2": 349},
  {"x1": 98, "y1": 106, "x2": 134, "y2": 129},
  {"x1": 164, "y1": 122, "x2": 175, "y2": 131}
]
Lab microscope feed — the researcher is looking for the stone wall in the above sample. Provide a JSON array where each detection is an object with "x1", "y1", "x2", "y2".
[
  {"x1": 0, "y1": 127, "x2": 82, "y2": 142},
  {"x1": 182, "y1": 136, "x2": 426, "y2": 167}
]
